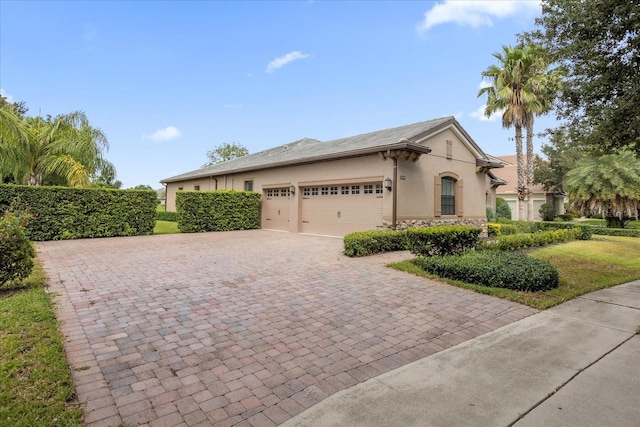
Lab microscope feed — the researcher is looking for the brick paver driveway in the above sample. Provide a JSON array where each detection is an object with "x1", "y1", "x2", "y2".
[{"x1": 37, "y1": 230, "x2": 537, "y2": 427}]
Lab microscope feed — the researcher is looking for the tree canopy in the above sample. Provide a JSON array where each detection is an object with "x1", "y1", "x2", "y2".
[
  {"x1": 527, "y1": 0, "x2": 640, "y2": 155},
  {"x1": 203, "y1": 142, "x2": 249, "y2": 167},
  {"x1": 565, "y1": 151, "x2": 640, "y2": 228},
  {"x1": 0, "y1": 99, "x2": 114, "y2": 187}
]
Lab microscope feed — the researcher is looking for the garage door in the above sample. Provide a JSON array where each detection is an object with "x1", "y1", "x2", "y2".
[
  {"x1": 262, "y1": 188, "x2": 290, "y2": 231},
  {"x1": 300, "y1": 183, "x2": 384, "y2": 236}
]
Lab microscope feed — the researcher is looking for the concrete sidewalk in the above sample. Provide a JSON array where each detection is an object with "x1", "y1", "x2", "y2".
[{"x1": 283, "y1": 281, "x2": 640, "y2": 427}]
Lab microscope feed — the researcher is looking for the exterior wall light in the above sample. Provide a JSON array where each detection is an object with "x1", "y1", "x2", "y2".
[
  {"x1": 384, "y1": 177, "x2": 392, "y2": 191},
  {"x1": 289, "y1": 185, "x2": 296, "y2": 195}
]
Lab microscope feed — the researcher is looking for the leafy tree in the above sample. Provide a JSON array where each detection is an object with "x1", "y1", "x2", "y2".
[
  {"x1": 565, "y1": 151, "x2": 640, "y2": 228},
  {"x1": 91, "y1": 161, "x2": 122, "y2": 189},
  {"x1": 526, "y1": 0, "x2": 640, "y2": 155},
  {"x1": 533, "y1": 128, "x2": 584, "y2": 193},
  {"x1": 2, "y1": 111, "x2": 112, "y2": 186},
  {"x1": 132, "y1": 184, "x2": 154, "y2": 191},
  {"x1": 203, "y1": 142, "x2": 249, "y2": 167},
  {"x1": 478, "y1": 44, "x2": 560, "y2": 220},
  {"x1": 0, "y1": 93, "x2": 28, "y2": 118}
]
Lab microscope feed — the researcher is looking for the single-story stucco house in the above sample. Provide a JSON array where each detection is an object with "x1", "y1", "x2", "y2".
[
  {"x1": 161, "y1": 116, "x2": 505, "y2": 237},
  {"x1": 491, "y1": 155, "x2": 567, "y2": 221}
]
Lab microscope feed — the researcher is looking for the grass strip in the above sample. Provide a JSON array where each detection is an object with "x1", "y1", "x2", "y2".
[
  {"x1": 0, "y1": 264, "x2": 82, "y2": 427},
  {"x1": 153, "y1": 220, "x2": 179, "y2": 235}
]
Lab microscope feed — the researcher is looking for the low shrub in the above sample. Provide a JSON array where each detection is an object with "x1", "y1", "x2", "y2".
[
  {"x1": 486, "y1": 205, "x2": 496, "y2": 222},
  {"x1": 537, "y1": 222, "x2": 593, "y2": 240},
  {"x1": 406, "y1": 225, "x2": 481, "y2": 257},
  {"x1": 496, "y1": 219, "x2": 537, "y2": 234},
  {"x1": 592, "y1": 228, "x2": 640, "y2": 238},
  {"x1": 156, "y1": 210, "x2": 177, "y2": 222},
  {"x1": 558, "y1": 213, "x2": 575, "y2": 221},
  {"x1": 0, "y1": 211, "x2": 35, "y2": 287},
  {"x1": 343, "y1": 230, "x2": 406, "y2": 257},
  {"x1": 500, "y1": 224, "x2": 519, "y2": 235},
  {"x1": 487, "y1": 222, "x2": 501, "y2": 237},
  {"x1": 539, "y1": 203, "x2": 556, "y2": 221},
  {"x1": 482, "y1": 228, "x2": 581, "y2": 251},
  {"x1": 415, "y1": 250, "x2": 559, "y2": 292}
]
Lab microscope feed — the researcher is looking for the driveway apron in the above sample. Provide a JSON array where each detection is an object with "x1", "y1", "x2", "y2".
[{"x1": 37, "y1": 230, "x2": 537, "y2": 427}]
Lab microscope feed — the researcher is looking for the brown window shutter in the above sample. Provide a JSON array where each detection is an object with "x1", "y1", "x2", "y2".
[
  {"x1": 434, "y1": 176, "x2": 441, "y2": 217},
  {"x1": 456, "y1": 179, "x2": 464, "y2": 217}
]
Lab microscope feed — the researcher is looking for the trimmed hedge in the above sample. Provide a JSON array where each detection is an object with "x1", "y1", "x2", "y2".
[
  {"x1": 537, "y1": 222, "x2": 593, "y2": 240},
  {"x1": 176, "y1": 190, "x2": 261, "y2": 233},
  {"x1": 592, "y1": 228, "x2": 640, "y2": 237},
  {"x1": 343, "y1": 230, "x2": 407, "y2": 257},
  {"x1": 0, "y1": 185, "x2": 157, "y2": 241},
  {"x1": 406, "y1": 225, "x2": 482, "y2": 256},
  {"x1": 415, "y1": 250, "x2": 559, "y2": 292},
  {"x1": 0, "y1": 211, "x2": 35, "y2": 286},
  {"x1": 156, "y1": 210, "x2": 177, "y2": 222},
  {"x1": 483, "y1": 228, "x2": 582, "y2": 251}
]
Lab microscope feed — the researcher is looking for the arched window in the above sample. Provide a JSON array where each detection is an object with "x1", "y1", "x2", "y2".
[{"x1": 441, "y1": 177, "x2": 456, "y2": 215}]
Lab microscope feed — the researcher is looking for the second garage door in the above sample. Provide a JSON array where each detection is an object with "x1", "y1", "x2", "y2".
[{"x1": 300, "y1": 183, "x2": 384, "y2": 236}]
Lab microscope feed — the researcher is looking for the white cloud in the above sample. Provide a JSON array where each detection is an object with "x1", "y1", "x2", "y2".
[
  {"x1": 469, "y1": 104, "x2": 503, "y2": 122},
  {"x1": 146, "y1": 126, "x2": 181, "y2": 142},
  {"x1": 479, "y1": 80, "x2": 493, "y2": 90},
  {"x1": 0, "y1": 88, "x2": 14, "y2": 103},
  {"x1": 266, "y1": 51, "x2": 310, "y2": 73},
  {"x1": 418, "y1": 1, "x2": 541, "y2": 32}
]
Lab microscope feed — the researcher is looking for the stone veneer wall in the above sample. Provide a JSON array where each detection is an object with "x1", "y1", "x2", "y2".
[{"x1": 383, "y1": 218, "x2": 488, "y2": 237}]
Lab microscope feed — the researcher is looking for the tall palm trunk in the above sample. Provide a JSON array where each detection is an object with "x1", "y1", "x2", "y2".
[
  {"x1": 526, "y1": 117, "x2": 535, "y2": 221},
  {"x1": 515, "y1": 124, "x2": 526, "y2": 221}
]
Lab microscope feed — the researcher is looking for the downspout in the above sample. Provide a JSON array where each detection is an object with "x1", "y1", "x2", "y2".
[
  {"x1": 163, "y1": 183, "x2": 167, "y2": 212},
  {"x1": 392, "y1": 157, "x2": 398, "y2": 230},
  {"x1": 212, "y1": 177, "x2": 218, "y2": 190}
]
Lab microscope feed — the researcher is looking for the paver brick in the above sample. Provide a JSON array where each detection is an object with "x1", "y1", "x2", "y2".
[{"x1": 38, "y1": 230, "x2": 537, "y2": 427}]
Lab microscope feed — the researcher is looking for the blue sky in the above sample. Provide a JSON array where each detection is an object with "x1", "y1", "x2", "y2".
[{"x1": 0, "y1": 0, "x2": 552, "y2": 189}]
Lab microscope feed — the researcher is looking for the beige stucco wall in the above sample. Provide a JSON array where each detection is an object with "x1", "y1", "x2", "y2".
[{"x1": 165, "y1": 127, "x2": 494, "y2": 234}]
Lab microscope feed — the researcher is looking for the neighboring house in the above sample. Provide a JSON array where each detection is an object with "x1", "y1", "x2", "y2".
[
  {"x1": 161, "y1": 116, "x2": 504, "y2": 237},
  {"x1": 491, "y1": 155, "x2": 566, "y2": 221}
]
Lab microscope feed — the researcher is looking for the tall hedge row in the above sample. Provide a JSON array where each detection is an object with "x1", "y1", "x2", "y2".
[
  {"x1": 0, "y1": 184, "x2": 157, "y2": 241},
  {"x1": 176, "y1": 190, "x2": 261, "y2": 233}
]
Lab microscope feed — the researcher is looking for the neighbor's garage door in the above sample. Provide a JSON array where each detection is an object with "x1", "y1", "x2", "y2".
[
  {"x1": 262, "y1": 188, "x2": 290, "y2": 231},
  {"x1": 300, "y1": 183, "x2": 383, "y2": 236}
]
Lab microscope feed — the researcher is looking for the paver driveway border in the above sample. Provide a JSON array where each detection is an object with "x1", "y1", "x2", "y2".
[{"x1": 37, "y1": 230, "x2": 537, "y2": 427}]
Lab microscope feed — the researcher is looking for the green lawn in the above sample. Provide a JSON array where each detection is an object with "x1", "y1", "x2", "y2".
[
  {"x1": 575, "y1": 218, "x2": 640, "y2": 229},
  {"x1": 0, "y1": 265, "x2": 83, "y2": 426},
  {"x1": 390, "y1": 236, "x2": 640, "y2": 310},
  {"x1": 153, "y1": 220, "x2": 179, "y2": 234}
]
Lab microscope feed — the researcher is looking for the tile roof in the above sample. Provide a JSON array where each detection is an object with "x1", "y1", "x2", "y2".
[
  {"x1": 492, "y1": 155, "x2": 547, "y2": 194},
  {"x1": 161, "y1": 116, "x2": 489, "y2": 183}
]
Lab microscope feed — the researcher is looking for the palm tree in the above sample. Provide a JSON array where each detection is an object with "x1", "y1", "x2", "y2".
[
  {"x1": 478, "y1": 44, "x2": 559, "y2": 221},
  {"x1": 522, "y1": 46, "x2": 563, "y2": 221},
  {"x1": 0, "y1": 106, "x2": 27, "y2": 180},
  {"x1": 6, "y1": 111, "x2": 111, "y2": 186},
  {"x1": 565, "y1": 150, "x2": 640, "y2": 228}
]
